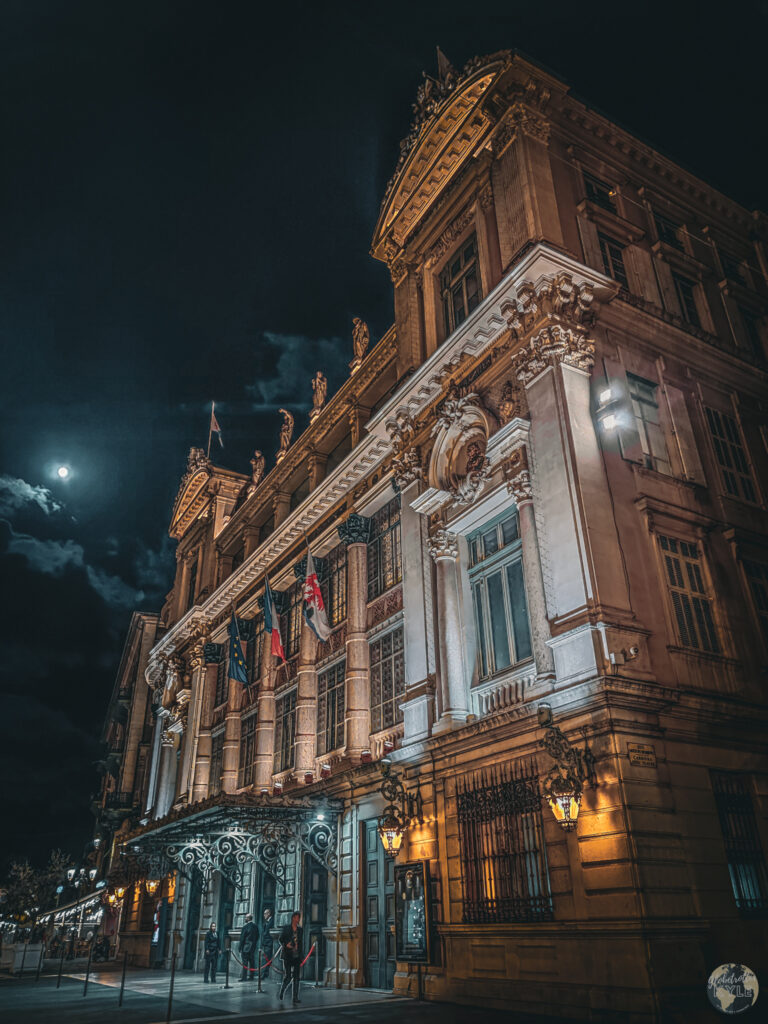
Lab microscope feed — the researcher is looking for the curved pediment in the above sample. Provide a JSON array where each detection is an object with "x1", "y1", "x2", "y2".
[
  {"x1": 372, "y1": 53, "x2": 510, "y2": 259},
  {"x1": 169, "y1": 462, "x2": 212, "y2": 539}
]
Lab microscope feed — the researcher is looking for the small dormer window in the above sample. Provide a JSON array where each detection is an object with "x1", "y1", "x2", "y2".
[{"x1": 440, "y1": 234, "x2": 481, "y2": 336}]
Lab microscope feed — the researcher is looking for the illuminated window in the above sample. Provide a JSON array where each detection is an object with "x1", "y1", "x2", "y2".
[
  {"x1": 367, "y1": 497, "x2": 402, "y2": 601},
  {"x1": 440, "y1": 234, "x2": 481, "y2": 336},
  {"x1": 369, "y1": 627, "x2": 404, "y2": 733},
  {"x1": 583, "y1": 171, "x2": 616, "y2": 211},
  {"x1": 705, "y1": 407, "x2": 757, "y2": 503},
  {"x1": 469, "y1": 512, "x2": 531, "y2": 680},
  {"x1": 209, "y1": 730, "x2": 224, "y2": 797},
  {"x1": 671, "y1": 272, "x2": 701, "y2": 327},
  {"x1": 711, "y1": 771, "x2": 768, "y2": 915},
  {"x1": 598, "y1": 233, "x2": 628, "y2": 288},
  {"x1": 239, "y1": 712, "x2": 258, "y2": 788},
  {"x1": 627, "y1": 374, "x2": 671, "y2": 474},
  {"x1": 317, "y1": 659, "x2": 346, "y2": 754},
  {"x1": 658, "y1": 535, "x2": 719, "y2": 653},
  {"x1": 743, "y1": 560, "x2": 768, "y2": 650},
  {"x1": 274, "y1": 690, "x2": 296, "y2": 773}
]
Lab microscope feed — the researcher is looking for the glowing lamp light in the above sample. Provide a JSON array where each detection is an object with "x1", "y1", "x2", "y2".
[
  {"x1": 320, "y1": 763, "x2": 331, "y2": 779},
  {"x1": 273, "y1": 781, "x2": 283, "y2": 795},
  {"x1": 377, "y1": 814, "x2": 406, "y2": 857},
  {"x1": 599, "y1": 387, "x2": 612, "y2": 404},
  {"x1": 601, "y1": 413, "x2": 618, "y2": 431},
  {"x1": 547, "y1": 790, "x2": 582, "y2": 831},
  {"x1": 145, "y1": 879, "x2": 161, "y2": 896},
  {"x1": 67, "y1": 869, "x2": 75, "y2": 882},
  {"x1": 317, "y1": 812, "x2": 325, "y2": 821},
  {"x1": 107, "y1": 894, "x2": 117, "y2": 907},
  {"x1": 114, "y1": 886, "x2": 127, "y2": 900},
  {"x1": 88, "y1": 868, "x2": 97, "y2": 881}
]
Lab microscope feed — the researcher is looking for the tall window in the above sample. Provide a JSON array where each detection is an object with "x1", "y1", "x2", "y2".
[
  {"x1": 367, "y1": 497, "x2": 402, "y2": 601},
  {"x1": 658, "y1": 535, "x2": 719, "y2": 653},
  {"x1": 282, "y1": 581, "x2": 303, "y2": 660},
  {"x1": 370, "y1": 627, "x2": 405, "y2": 734},
  {"x1": 274, "y1": 690, "x2": 296, "y2": 773},
  {"x1": 671, "y1": 272, "x2": 701, "y2": 327},
  {"x1": 598, "y1": 233, "x2": 628, "y2": 288},
  {"x1": 186, "y1": 554, "x2": 198, "y2": 611},
  {"x1": 739, "y1": 307, "x2": 763, "y2": 358},
  {"x1": 469, "y1": 512, "x2": 532, "y2": 680},
  {"x1": 323, "y1": 543, "x2": 347, "y2": 628},
  {"x1": 711, "y1": 771, "x2": 768, "y2": 915},
  {"x1": 654, "y1": 212, "x2": 683, "y2": 250},
  {"x1": 583, "y1": 172, "x2": 616, "y2": 211},
  {"x1": 209, "y1": 730, "x2": 225, "y2": 797},
  {"x1": 440, "y1": 234, "x2": 481, "y2": 335},
  {"x1": 705, "y1": 407, "x2": 757, "y2": 503},
  {"x1": 239, "y1": 713, "x2": 258, "y2": 788},
  {"x1": 317, "y1": 659, "x2": 346, "y2": 754},
  {"x1": 247, "y1": 613, "x2": 264, "y2": 685},
  {"x1": 627, "y1": 373, "x2": 671, "y2": 474},
  {"x1": 214, "y1": 658, "x2": 228, "y2": 708},
  {"x1": 742, "y1": 560, "x2": 768, "y2": 649},
  {"x1": 456, "y1": 759, "x2": 553, "y2": 923}
]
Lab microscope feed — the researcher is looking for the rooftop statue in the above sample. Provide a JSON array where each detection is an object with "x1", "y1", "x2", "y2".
[
  {"x1": 311, "y1": 371, "x2": 327, "y2": 420},
  {"x1": 351, "y1": 317, "x2": 369, "y2": 371},
  {"x1": 248, "y1": 449, "x2": 265, "y2": 493},
  {"x1": 276, "y1": 408, "x2": 294, "y2": 462}
]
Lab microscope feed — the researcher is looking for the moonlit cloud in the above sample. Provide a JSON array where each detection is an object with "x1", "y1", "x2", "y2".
[
  {"x1": 245, "y1": 332, "x2": 349, "y2": 408},
  {"x1": 0, "y1": 475, "x2": 63, "y2": 517}
]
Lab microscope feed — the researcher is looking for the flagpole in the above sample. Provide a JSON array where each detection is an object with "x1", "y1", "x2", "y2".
[{"x1": 207, "y1": 402, "x2": 214, "y2": 460}]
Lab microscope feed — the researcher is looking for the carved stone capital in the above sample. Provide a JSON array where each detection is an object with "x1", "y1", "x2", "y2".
[
  {"x1": 428, "y1": 527, "x2": 459, "y2": 561},
  {"x1": 338, "y1": 513, "x2": 372, "y2": 546},
  {"x1": 513, "y1": 325, "x2": 595, "y2": 386},
  {"x1": 504, "y1": 446, "x2": 533, "y2": 504}
]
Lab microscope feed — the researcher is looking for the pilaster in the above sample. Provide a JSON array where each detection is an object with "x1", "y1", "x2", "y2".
[
  {"x1": 428, "y1": 526, "x2": 469, "y2": 731},
  {"x1": 254, "y1": 597, "x2": 276, "y2": 790},
  {"x1": 338, "y1": 513, "x2": 372, "y2": 761}
]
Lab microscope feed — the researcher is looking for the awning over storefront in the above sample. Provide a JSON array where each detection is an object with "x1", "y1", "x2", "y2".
[{"x1": 121, "y1": 792, "x2": 340, "y2": 890}]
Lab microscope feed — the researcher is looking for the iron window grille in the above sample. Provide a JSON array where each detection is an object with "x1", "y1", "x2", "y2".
[
  {"x1": 274, "y1": 689, "x2": 297, "y2": 773},
  {"x1": 440, "y1": 234, "x2": 481, "y2": 336},
  {"x1": 705, "y1": 407, "x2": 758, "y2": 503},
  {"x1": 282, "y1": 580, "x2": 304, "y2": 660},
  {"x1": 457, "y1": 758, "x2": 553, "y2": 924},
  {"x1": 654, "y1": 212, "x2": 683, "y2": 250},
  {"x1": 247, "y1": 612, "x2": 264, "y2": 685},
  {"x1": 583, "y1": 171, "x2": 616, "y2": 211},
  {"x1": 214, "y1": 658, "x2": 228, "y2": 709},
  {"x1": 317, "y1": 659, "x2": 346, "y2": 754},
  {"x1": 658, "y1": 535, "x2": 719, "y2": 653},
  {"x1": 469, "y1": 512, "x2": 532, "y2": 680},
  {"x1": 369, "y1": 626, "x2": 405, "y2": 734},
  {"x1": 710, "y1": 771, "x2": 768, "y2": 915},
  {"x1": 626, "y1": 373, "x2": 672, "y2": 474},
  {"x1": 322, "y1": 542, "x2": 348, "y2": 628},
  {"x1": 367, "y1": 496, "x2": 402, "y2": 601},
  {"x1": 239, "y1": 712, "x2": 258, "y2": 788},
  {"x1": 209, "y1": 730, "x2": 225, "y2": 797},
  {"x1": 671, "y1": 272, "x2": 701, "y2": 328},
  {"x1": 742, "y1": 560, "x2": 768, "y2": 649},
  {"x1": 598, "y1": 233, "x2": 629, "y2": 288}
]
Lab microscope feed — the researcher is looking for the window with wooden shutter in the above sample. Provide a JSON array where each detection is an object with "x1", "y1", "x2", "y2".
[
  {"x1": 705, "y1": 407, "x2": 758, "y2": 503},
  {"x1": 658, "y1": 535, "x2": 719, "y2": 653}
]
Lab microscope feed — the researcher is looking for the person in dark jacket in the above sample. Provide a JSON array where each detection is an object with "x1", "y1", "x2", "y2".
[
  {"x1": 238, "y1": 914, "x2": 259, "y2": 981},
  {"x1": 203, "y1": 923, "x2": 220, "y2": 983},
  {"x1": 278, "y1": 912, "x2": 303, "y2": 1004},
  {"x1": 261, "y1": 907, "x2": 274, "y2": 978}
]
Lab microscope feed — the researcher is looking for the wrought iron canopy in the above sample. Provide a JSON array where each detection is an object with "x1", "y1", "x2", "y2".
[{"x1": 121, "y1": 793, "x2": 340, "y2": 891}]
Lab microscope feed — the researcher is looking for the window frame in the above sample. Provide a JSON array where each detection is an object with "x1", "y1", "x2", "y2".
[
  {"x1": 214, "y1": 657, "x2": 228, "y2": 709},
  {"x1": 597, "y1": 232, "x2": 629, "y2": 288},
  {"x1": 657, "y1": 533, "x2": 720, "y2": 654},
  {"x1": 281, "y1": 580, "x2": 304, "y2": 661},
  {"x1": 741, "y1": 558, "x2": 768, "y2": 654},
  {"x1": 671, "y1": 271, "x2": 701, "y2": 328},
  {"x1": 626, "y1": 372, "x2": 672, "y2": 475},
  {"x1": 367, "y1": 496, "x2": 403, "y2": 602},
  {"x1": 704, "y1": 406, "x2": 759, "y2": 505},
  {"x1": 439, "y1": 233, "x2": 482, "y2": 337},
  {"x1": 239, "y1": 711, "x2": 258, "y2": 788},
  {"x1": 317, "y1": 658, "x2": 346, "y2": 755},
  {"x1": 209, "y1": 728, "x2": 225, "y2": 797},
  {"x1": 582, "y1": 171, "x2": 617, "y2": 212},
  {"x1": 322, "y1": 542, "x2": 348, "y2": 628},
  {"x1": 369, "y1": 625, "x2": 405, "y2": 735},
  {"x1": 274, "y1": 688, "x2": 297, "y2": 774},
  {"x1": 710, "y1": 770, "x2": 768, "y2": 916},
  {"x1": 246, "y1": 612, "x2": 264, "y2": 685}
]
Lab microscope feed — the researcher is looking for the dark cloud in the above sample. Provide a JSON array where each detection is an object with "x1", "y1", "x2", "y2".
[{"x1": 0, "y1": 475, "x2": 62, "y2": 517}]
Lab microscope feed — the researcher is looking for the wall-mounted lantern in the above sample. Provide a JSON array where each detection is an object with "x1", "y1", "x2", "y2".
[
  {"x1": 114, "y1": 885, "x2": 127, "y2": 900},
  {"x1": 144, "y1": 878, "x2": 161, "y2": 897},
  {"x1": 377, "y1": 759, "x2": 424, "y2": 857},
  {"x1": 537, "y1": 703, "x2": 597, "y2": 832}
]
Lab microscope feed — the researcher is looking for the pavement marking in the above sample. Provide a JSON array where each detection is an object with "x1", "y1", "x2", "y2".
[{"x1": 147, "y1": 995, "x2": 411, "y2": 1023}]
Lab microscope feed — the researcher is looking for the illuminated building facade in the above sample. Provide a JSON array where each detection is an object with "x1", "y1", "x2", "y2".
[{"x1": 98, "y1": 50, "x2": 768, "y2": 1019}]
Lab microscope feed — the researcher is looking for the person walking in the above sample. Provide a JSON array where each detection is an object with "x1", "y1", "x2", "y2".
[
  {"x1": 261, "y1": 907, "x2": 274, "y2": 979},
  {"x1": 278, "y1": 912, "x2": 303, "y2": 1005},
  {"x1": 238, "y1": 914, "x2": 259, "y2": 981},
  {"x1": 203, "y1": 923, "x2": 220, "y2": 983}
]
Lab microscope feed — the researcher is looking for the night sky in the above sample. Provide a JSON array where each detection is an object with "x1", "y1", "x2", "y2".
[{"x1": 1, "y1": 0, "x2": 766, "y2": 875}]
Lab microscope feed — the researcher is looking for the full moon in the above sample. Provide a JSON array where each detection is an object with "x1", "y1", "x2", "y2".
[{"x1": 57, "y1": 466, "x2": 69, "y2": 479}]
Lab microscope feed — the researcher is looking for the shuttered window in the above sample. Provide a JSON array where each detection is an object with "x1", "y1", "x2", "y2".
[
  {"x1": 598, "y1": 233, "x2": 628, "y2": 288},
  {"x1": 743, "y1": 560, "x2": 768, "y2": 649},
  {"x1": 705, "y1": 407, "x2": 757, "y2": 503},
  {"x1": 711, "y1": 771, "x2": 768, "y2": 915},
  {"x1": 659, "y1": 535, "x2": 719, "y2": 653},
  {"x1": 627, "y1": 374, "x2": 671, "y2": 474}
]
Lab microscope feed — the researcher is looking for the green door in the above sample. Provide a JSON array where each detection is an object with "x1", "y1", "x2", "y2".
[
  {"x1": 363, "y1": 819, "x2": 395, "y2": 989},
  {"x1": 303, "y1": 854, "x2": 328, "y2": 980}
]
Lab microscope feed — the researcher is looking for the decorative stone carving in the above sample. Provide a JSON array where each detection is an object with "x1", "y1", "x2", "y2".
[
  {"x1": 350, "y1": 318, "x2": 370, "y2": 371},
  {"x1": 498, "y1": 380, "x2": 521, "y2": 424},
  {"x1": 386, "y1": 412, "x2": 423, "y2": 488},
  {"x1": 428, "y1": 386, "x2": 492, "y2": 507},
  {"x1": 427, "y1": 204, "x2": 477, "y2": 267},
  {"x1": 190, "y1": 635, "x2": 209, "y2": 670},
  {"x1": 504, "y1": 446, "x2": 533, "y2": 503},
  {"x1": 513, "y1": 326, "x2": 595, "y2": 386},
  {"x1": 310, "y1": 372, "x2": 327, "y2": 420},
  {"x1": 276, "y1": 409, "x2": 294, "y2": 462},
  {"x1": 186, "y1": 447, "x2": 210, "y2": 474},
  {"x1": 204, "y1": 642, "x2": 224, "y2": 665},
  {"x1": 337, "y1": 513, "x2": 372, "y2": 546},
  {"x1": 428, "y1": 527, "x2": 459, "y2": 561},
  {"x1": 248, "y1": 450, "x2": 265, "y2": 493}
]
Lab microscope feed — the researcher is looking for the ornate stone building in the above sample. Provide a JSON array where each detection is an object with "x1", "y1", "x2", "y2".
[{"x1": 97, "y1": 50, "x2": 768, "y2": 1020}]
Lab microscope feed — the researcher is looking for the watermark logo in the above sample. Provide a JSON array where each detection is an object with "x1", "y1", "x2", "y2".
[{"x1": 707, "y1": 964, "x2": 759, "y2": 1015}]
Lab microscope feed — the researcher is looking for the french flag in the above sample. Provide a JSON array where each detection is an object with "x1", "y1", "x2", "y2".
[
  {"x1": 263, "y1": 577, "x2": 286, "y2": 662},
  {"x1": 303, "y1": 548, "x2": 332, "y2": 642}
]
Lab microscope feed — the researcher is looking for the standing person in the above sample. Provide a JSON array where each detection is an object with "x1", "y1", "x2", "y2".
[
  {"x1": 203, "y1": 923, "x2": 220, "y2": 984},
  {"x1": 261, "y1": 908, "x2": 274, "y2": 979},
  {"x1": 278, "y1": 912, "x2": 303, "y2": 1005},
  {"x1": 238, "y1": 914, "x2": 259, "y2": 982}
]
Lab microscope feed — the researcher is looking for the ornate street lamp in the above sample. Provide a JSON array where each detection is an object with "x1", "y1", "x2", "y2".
[
  {"x1": 144, "y1": 878, "x2": 161, "y2": 896},
  {"x1": 114, "y1": 886, "x2": 127, "y2": 900},
  {"x1": 538, "y1": 703, "x2": 597, "y2": 831},
  {"x1": 377, "y1": 759, "x2": 424, "y2": 857}
]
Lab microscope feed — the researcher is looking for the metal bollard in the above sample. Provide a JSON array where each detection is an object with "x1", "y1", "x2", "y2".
[
  {"x1": 18, "y1": 941, "x2": 28, "y2": 978},
  {"x1": 257, "y1": 948, "x2": 262, "y2": 993},
  {"x1": 83, "y1": 940, "x2": 93, "y2": 997},
  {"x1": 224, "y1": 945, "x2": 230, "y2": 989},
  {"x1": 35, "y1": 944, "x2": 45, "y2": 983},
  {"x1": 57, "y1": 946, "x2": 65, "y2": 989},
  {"x1": 118, "y1": 951, "x2": 128, "y2": 1006},
  {"x1": 314, "y1": 942, "x2": 320, "y2": 988},
  {"x1": 166, "y1": 952, "x2": 177, "y2": 1024}
]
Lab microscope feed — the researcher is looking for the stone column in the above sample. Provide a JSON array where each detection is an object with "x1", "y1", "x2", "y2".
[
  {"x1": 191, "y1": 649, "x2": 221, "y2": 802},
  {"x1": 254, "y1": 598, "x2": 276, "y2": 790},
  {"x1": 506, "y1": 446, "x2": 556, "y2": 689},
  {"x1": 222, "y1": 661, "x2": 242, "y2": 794},
  {"x1": 428, "y1": 527, "x2": 469, "y2": 732},
  {"x1": 308, "y1": 451, "x2": 327, "y2": 491},
  {"x1": 144, "y1": 695, "x2": 164, "y2": 817},
  {"x1": 178, "y1": 637, "x2": 208, "y2": 800},
  {"x1": 294, "y1": 601, "x2": 319, "y2": 781},
  {"x1": 338, "y1": 513, "x2": 372, "y2": 762},
  {"x1": 154, "y1": 726, "x2": 177, "y2": 819}
]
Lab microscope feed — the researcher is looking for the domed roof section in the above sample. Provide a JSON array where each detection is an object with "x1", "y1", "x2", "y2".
[{"x1": 371, "y1": 50, "x2": 511, "y2": 263}]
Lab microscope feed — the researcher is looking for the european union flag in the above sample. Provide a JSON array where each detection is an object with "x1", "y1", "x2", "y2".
[{"x1": 228, "y1": 614, "x2": 248, "y2": 685}]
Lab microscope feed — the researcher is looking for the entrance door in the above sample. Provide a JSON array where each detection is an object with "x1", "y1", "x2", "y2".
[
  {"x1": 183, "y1": 871, "x2": 203, "y2": 970},
  {"x1": 217, "y1": 880, "x2": 235, "y2": 973},
  {"x1": 254, "y1": 868, "x2": 276, "y2": 957},
  {"x1": 363, "y1": 819, "x2": 395, "y2": 989},
  {"x1": 303, "y1": 855, "x2": 328, "y2": 980}
]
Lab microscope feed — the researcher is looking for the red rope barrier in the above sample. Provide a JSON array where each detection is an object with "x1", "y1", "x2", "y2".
[{"x1": 229, "y1": 940, "x2": 316, "y2": 975}]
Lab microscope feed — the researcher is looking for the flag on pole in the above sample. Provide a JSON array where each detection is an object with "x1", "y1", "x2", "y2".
[
  {"x1": 210, "y1": 403, "x2": 224, "y2": 449},
  {"x1": 263, "y1": 577, "x2": 286, "y2": 662},
  {"x1": 228, "y1": 613, "x2": 248, "y2": 685},
  {"x1": 303, "y1": 547, "x2": 332, "y2": 642}
]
